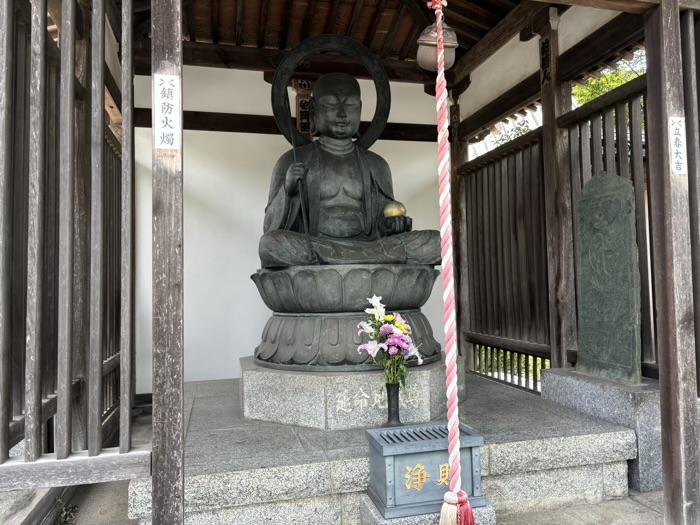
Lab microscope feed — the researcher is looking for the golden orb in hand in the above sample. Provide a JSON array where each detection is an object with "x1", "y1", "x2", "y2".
[{"x1": 383, "y1": 201, "x2": 407, "y2": 218}]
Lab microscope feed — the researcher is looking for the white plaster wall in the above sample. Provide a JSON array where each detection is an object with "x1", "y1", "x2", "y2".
[
  {"x1": 134, "y1": 67, "x2": 442, "y2": 393},
  {"x1": 460, "y1": 6, "x2": 620, "y2": 119}
]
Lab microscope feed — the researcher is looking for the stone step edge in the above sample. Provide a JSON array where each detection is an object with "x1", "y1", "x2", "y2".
[
  {"x1": 128, "y1": 429, "x2": 637, "y2": 519},
  {"x1": 131, "y1": 490, "x2": 496, "y2": 525}
]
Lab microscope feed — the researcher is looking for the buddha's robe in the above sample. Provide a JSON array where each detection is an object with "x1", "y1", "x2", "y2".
[{"x1": 259, "y1": 142, "x2": 441, "y2": 268}]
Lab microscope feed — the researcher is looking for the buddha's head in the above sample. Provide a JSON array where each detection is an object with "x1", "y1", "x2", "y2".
[{"x1": 310, "y1": 73, "x2": 362, "y2": 140}]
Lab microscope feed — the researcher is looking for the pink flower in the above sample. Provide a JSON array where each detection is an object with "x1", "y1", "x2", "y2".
[
  {"x1": 388, "y1": 346, "x2": 399, "y2": 356},
  {"x1": 379, "y1": 324, "x2": 395, "y2": 336},
  {"x1": 386, "y1": 334, "x2": 411, "y2": 351},
  {"x1": 405, "y1": 343, "x2": 424, "y2": 365},
  {"x1": 358, "y1": 340, "x2": 387, "y2": 358}
]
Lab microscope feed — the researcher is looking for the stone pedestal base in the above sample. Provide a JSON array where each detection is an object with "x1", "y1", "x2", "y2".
[
  {"x1": 241, "y1": 356, "x2": 463, "y2": 430},
  {"x1": 358, "y1": 494, "x2": 497, "y2": 525},
  {"x1": 541, "y1": 369, "x2": 661, "y2": 492}
]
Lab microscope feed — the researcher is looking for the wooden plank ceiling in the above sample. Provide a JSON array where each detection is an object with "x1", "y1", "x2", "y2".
[{"x1": 129, "y1": 0, "x2": 524, "y2": 66}]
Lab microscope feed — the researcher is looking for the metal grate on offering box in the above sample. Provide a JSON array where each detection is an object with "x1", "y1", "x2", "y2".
[{"x1": 366, "y1": 423, "x2": 487, "y2": 519}]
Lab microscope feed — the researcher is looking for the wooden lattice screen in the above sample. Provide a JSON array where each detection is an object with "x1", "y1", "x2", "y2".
[{"x1": 0, "y1": 0, "x2": 148, "y2": 491}]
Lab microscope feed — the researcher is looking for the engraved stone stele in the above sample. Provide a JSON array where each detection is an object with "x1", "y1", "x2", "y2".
[{"x1": 575, "y1": 172, "x2": 642, "y2": 384}]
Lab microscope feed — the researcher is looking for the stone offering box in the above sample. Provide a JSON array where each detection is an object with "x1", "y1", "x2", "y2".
[{"x1": 366, "y1": 424, "x2": 487, "y2": 519}]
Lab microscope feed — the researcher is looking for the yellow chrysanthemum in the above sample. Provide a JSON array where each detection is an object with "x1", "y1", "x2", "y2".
[
  {"x1": 384, "y1": 315, "x2": 395, "y2": 322},
  {"x1": 395, "y1": 323, "x2": 408, "y2": 334}
]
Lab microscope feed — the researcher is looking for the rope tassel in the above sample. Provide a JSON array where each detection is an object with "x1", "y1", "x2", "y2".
[
  {"x1": 426, "y1": 1, "x2": 476, "y2": 524},
  {"x1": 440, "y1": 491, "x2": 475, "y2": 525}
]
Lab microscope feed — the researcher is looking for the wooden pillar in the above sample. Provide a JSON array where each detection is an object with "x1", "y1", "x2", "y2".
[
  {"x1": 538, "y1": 9, "x2": 577, "y2": 368},
  {"x1": 119, "y1": 0, "x2": 134, "y2": 456},
  {"x1": 25, "y1": 0, "x2": 48, "y2": 462},
  {"x1": 645, "y1": 2, "x2": 700, "y2": 523},
  {"x1": 151, "y1": 0, "x2": 185, "y2": 521},
  {"x1": 88, "y1": 0, "x2": 105, "y2": 458},
  {"x1": 0, "y1": 0, "x2": 14, "y2": 464},
  {"x1": 71, "y1": 0, "x2": 91, "y2": 453},
  {"x1": 450, "y1": 98, "x2": 473, "y2": 370},
  {"x1": 56, "y1": 0, "x2": 77, "y2": 460}
]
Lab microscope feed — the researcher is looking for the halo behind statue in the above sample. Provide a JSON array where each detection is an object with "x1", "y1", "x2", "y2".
[{"x1": 271, "y1": 35, "x2": 391, "y2": 150}]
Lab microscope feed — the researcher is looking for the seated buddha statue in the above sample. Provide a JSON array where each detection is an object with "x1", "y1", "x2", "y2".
[{"x1": 258, "y1": 72, "x2": 441, "y2": 268}]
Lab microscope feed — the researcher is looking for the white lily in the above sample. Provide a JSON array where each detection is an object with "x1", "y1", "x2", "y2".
[
  {"x1": 357, "y1": 321, "x2": 374, "y2": 337},
  {"x1": 365, "y1": 305, "x2": 385, "y2": 321},
  {"x1": 368, "y1": 295, "x2": 384, "y2": 308}
]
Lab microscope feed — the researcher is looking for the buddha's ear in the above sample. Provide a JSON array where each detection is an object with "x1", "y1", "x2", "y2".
[
  {"x1": 308, "y1": 97, "x2": 316, "y2": 122},
  {"x1": 353, "y1": 101, "x2": 362, "y2": 139},
  {"x1": 309, "y1": 97, "x2": 320, "y2": 137}
]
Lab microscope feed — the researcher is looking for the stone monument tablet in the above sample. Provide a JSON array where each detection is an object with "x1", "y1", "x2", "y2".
[{"x1": 575, "y1": 172, "x2": 641, "y2": 384}]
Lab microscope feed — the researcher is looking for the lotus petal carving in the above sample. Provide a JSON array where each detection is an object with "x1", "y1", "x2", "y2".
[{"x1": 251, "y1": 264, "x2": 439, "y2": 314}]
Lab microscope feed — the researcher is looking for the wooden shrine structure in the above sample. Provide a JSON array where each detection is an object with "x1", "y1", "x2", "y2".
[{"x1": 1, "y1": 0, "x2": 700, "y2": 524}]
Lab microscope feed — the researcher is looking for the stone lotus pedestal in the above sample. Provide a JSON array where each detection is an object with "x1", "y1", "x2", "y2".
[
  {"x1": 251, "y1": 264, "x2": 441, "y2": 370},
  {"x1": 247, "y1": 263, "x2": 446, "y2": 429}
]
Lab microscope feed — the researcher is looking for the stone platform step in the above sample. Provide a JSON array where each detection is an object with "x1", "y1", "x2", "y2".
[{"x1": 128, "y1": 374, "x2": 637, "y2": 524}]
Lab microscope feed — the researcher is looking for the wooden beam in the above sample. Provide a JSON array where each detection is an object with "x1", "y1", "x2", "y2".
[
  {"x1": 464, "y1": 331, "x2": 551, "y2": 358},
  {"x1": 458, "y1": 128, "x2": 543, "y2": 172},
  {"x1": 458, "y1": 11, "x2": 646, "y2": 140},
  {"x1": 451, "y1": 1, "x2": 552, "y2": 86},
  {"x1": 105, "y1": 61, "x2": 122, "y2": 111},
  {"x1": 644, "y1": 2, "x2": 700, "y2": 523},
  {"x1": 0, "y1": 446, "x2": 151, "y2": 491},
  {"x1": 521, "y1": 5, "x2": 570, "y2": 41},
  {"x1": 47, "y1": 0, "x2": 85, "y2": 38},
  {"x1": 531, "y1": 0, "x2": 659, "y2": 13},
  {"x1": 458, "y1": 72, "x2": 540, "y2": 139},
  {"x1": 105, "y1": 0, "x2": 121, "y2": 46},
  {"x1": 539, "y1": 10, "x2": 577, "y2": 369},
  {"x1": 133, "y1": 40, "x2": 436, "y2": 83},
  {"x1": 151, "y1": 0, "x2": 185, "y2": 520},
  {"x1": 557, "y1": 12, "x2": 644, "y2": 81},
  {"x1": 133, "y1": 108, "x2": 439, "y2": 141},
  {"x1": 402, "y1": 0, "x2": 432, "y2": 27}
]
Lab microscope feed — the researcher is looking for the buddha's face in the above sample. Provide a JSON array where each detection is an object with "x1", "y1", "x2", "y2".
[{"x1": 311, "y1": 74, "x2": 362, "y2": 140}]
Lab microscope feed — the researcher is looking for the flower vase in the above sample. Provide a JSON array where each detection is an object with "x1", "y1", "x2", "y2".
[{"x1": 385, "y1": 383, "x2": 403, "y2": 427}]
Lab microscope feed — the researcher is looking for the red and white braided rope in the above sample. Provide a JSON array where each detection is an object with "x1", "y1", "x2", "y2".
[{"x1": 427, "y1": 0, "x2": 461, "y2": 494}]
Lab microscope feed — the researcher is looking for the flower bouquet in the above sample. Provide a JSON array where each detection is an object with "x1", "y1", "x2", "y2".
[{"x1": 357, "y1": 294, "x2": 424, "y2": 387}]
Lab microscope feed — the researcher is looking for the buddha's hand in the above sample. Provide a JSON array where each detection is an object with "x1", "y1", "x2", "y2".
[
  {"x1": 284, "y1": 162, "x2": 309, "y2": 194},
  {"x1": 383, "y1": 216, "x2": 413, "y2": 236}
]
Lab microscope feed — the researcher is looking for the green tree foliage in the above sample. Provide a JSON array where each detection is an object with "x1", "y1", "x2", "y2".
[{"x1": 572, "y1": 51, "x2": 646, "y2": 107}]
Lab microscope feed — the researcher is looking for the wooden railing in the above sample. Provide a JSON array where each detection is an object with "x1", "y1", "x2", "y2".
[
  {"x1": 473, "y1": 345, "x2": 551, "y2": 393},
  {"x1": 0, "y1": 0, "x2": 148, "y2": 491},
  {"x1": 558, "y1": 75, "x2": 657, "y2": 376},
  {"x1": 458, "y1": 130, "x2": 550, "y2": 392}
]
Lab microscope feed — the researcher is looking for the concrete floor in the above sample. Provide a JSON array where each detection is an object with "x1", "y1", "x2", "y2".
[
  {"x1": 498, "y1": 491, "x2": 663, "y2": 525},
  {"x1": 70, "y1": 480, "x2": 138, "y2": 525},
  {"x1": 62, "y1": 377, "x2": 665, "y2": 525},
  {"x1": 68, "y1": 478, "x2": 663, "y2": 525}
]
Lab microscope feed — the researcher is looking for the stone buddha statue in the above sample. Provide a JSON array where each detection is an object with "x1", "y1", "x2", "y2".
[
  {"x1": 252, "y1": 70, "x2": 442, "y2": 370},
  {"x1": 258, "y1": 73, "x2": 441, "y2": 268}
]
